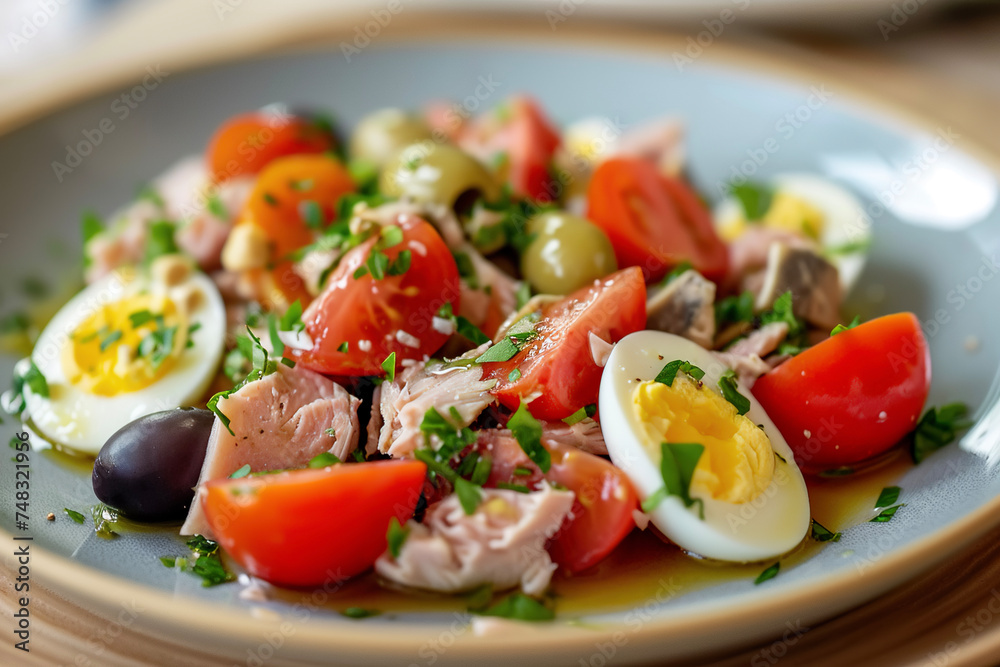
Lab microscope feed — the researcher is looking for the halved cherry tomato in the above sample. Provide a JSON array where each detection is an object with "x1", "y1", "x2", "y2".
[
  {"x1": 242, "y1": 154, "x2": 355, "y2": 260},
  {"x1": 458, "y1": 96, "x2": 561, "y2": 201},
  {"x1": 207, "y1": 111, "x2": 335, "y2": 183},
  {"x1": 202, "y1": 460, "x2": 426, "y2": 587},
  {"x1": 586, "y1": 157, "x2": 729, "y2": 283},
  {"x1": 481, "y1": 266, "x2": 646, "y2": 421},
  {"x1": 290, "y1": 215, "x2": 461, "y2": 376},
  {"x1": 752, "y1": 313, "x2": 931, "y2": 473},
  {"x1": 480, "y1": 433, "x2": 637, "y2": 573}
]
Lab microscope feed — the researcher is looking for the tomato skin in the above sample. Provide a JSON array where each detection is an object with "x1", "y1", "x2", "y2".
[
  {"x1": 586, "y1": 157, "x2": 729, "y2": 283},
  {"x1": 243, "y1": 154, "x2": 355, "y2": 259},
  {"x1": 458, "y1": 96, "x2": 561, "y2": 201},
  {"x1": 202, "y1": 460, "x2": 426, "y2": 587},
  {"x1": 290, "y1": 215, "x2": 461, "y2": 376},
  {"x1": 480, "y1": 434, "x2": 637, "y2": 574},
  {"x1": 752, "y1": 313, "x2": 931, "y2": 472},
  {"x1": 482, "y1": 266, "x2": 646, "y2": 421},
  {"x1": 207, "y1": 112, "x2": 334, "y2": 183}
]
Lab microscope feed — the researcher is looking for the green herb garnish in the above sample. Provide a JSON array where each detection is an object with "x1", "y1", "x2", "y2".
[
  {"x1": 810, "y1": 519, "x2": 842, "y2": 543},
  {"x1": 654, "y1": 359, "x2": 706, "y2": 387},
  {"x1": 875, "y1": 486, "x2": 901, "y2": 508},
  {"x1": 647, "y1": 442, "x2": 705, "y2": 518},
  {"x1": 831, "y1": 315, "x2": 861, "y2": 336},
  {"x1": 144, "y1": 220, "x2": 178, "y2": 263},
  {"x1": 229, "y1": 463, "x2": 251, "y2": 479},
  {"x1": 718, "y1": 370, "x2": 751, "y2": 416},
  {"x1": 911, "y1": 403, "x2": 972, "y2": 464},
  {"x1": 730, "y1": 182, "x2": 774, "y2": 220},
  {"x1": 754, "y1": 562, "x2": 780, "y2": 585},
  {"x1": 870, "y1": 504, "x2": 905, "y2": 523},
  {"x1": 340, "y1": 607, "x2": 381, "y2": 619},
  {"x1": 386, "y1": 517, "x2": 409, "y2": 559},
  {"x1": 508, "y1": 403, "x2": 550, "y2": 473},
  {"x1": 63, "y1": 508, "x2": 85, "y2": 524},
  {"x1": 472, "y1": 593, "x2": 554, "y2": 621},
  {"x1": 716, "y1": 291, "x2": 756, "y2": 327}
]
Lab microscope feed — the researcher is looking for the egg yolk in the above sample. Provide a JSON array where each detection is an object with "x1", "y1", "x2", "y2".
[
  {"x1": 632, "y1": 376, "x2": 774, "y2": 504},
  {"x1": 720, "y1": 191, "x2": 824, "y2": 242},
  {"x1": 63, "y1": 293, "x2": 186, "y2": 396}
]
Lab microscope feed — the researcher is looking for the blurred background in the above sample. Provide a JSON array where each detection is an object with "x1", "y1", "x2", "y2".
[{"x1": 0, "y1": 0, "x2": 997, "y2": 142}]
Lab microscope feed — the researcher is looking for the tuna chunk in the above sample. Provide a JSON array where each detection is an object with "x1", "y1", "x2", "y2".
[
  {"x1": 175, "y1": 176, "x2": 254, "y2": 271},
  {"x1": 541, "y1": 419, "x2": 608, "y2": 456},
  {"x1": 724, "y1": 322, "x2": 789, "y2": 359},
  {"x1": 756, "y1": 243, "x2": 842, "y2": 330},
  {"x1": 725, "y1": 227, "x2": 816, "y2": 293},
  {"x1": 645, "y1": 269, "x2": 716, "y2": 348},
  {"x1": 375, "y1": 484, "x2": 574, "y2": 596},
  {"x1": 713, "y1": 352, "x2": 775, "y2": 389},
  {"x1": 376, "y1": 358, "x2": 496, "y2": 458},
  {"x1": 180, "y1": 363, "x2": 360, "y2": 537}
]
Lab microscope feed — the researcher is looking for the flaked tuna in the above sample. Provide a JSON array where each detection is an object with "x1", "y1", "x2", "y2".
[
  {"x1": 180, "y1": 363, "x2": 360, "y2": 537},
  {"x1": 375, "y1": 484, "x2": 574, "y2": 596}
]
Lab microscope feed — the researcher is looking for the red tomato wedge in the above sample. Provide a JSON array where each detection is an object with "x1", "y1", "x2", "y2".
[
  {"x1": 753, "y1": 313, "x2": 931, "y2": 473},
  {"x1": 458, "y1": 96, "x2": 561, "y2": 201},
  {"x1": 201, "y1": 460, "x2": 426, "y2": 588},
  {"x1": 586, "y1": 157, "x2": 729, "y2": 283},
  {"x1": 207, "y1": 111, "x2": 335, "y2": 183},
  {"x1": 290, "y1": 214, "x2": 461, "y2": 376},
  {"x1": 481, "y1": 266, "x2": 646, "y2": 421},
  {"x1": 481, "y1": 434, "x2": 637, "y2": 573}
]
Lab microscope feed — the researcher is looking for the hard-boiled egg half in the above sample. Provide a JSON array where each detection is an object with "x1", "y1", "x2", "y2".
[
  {"x1": 715, "y1": 173, "x2": 871, "y2": 293},
  {"x1": 600, "y1": 330, "x2": 810, "y2": 562},
  {"x1": 22, "y1": 257, "x2": 225, "y2": 454}
]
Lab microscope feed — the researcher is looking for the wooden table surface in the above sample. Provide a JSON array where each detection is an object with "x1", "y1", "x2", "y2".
[{"x1": 2, "y1": 3, "x2": 1000, "y2": 666}]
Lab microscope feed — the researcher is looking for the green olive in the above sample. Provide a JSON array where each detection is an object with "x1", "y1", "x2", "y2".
[
  {"x1": 349, "y1": 109, "x2": 433, "y2": 168},
  {"x1": 520, "y1": 212, "x2": 618, "y2": 295},
  {"x1": 380, "y1": 142, "x2": 500, "y2": 211}
]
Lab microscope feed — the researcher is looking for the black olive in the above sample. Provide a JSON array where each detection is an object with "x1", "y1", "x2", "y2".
[{"x1": 92, "y1": 408, "x2": 214, "y2": 522}]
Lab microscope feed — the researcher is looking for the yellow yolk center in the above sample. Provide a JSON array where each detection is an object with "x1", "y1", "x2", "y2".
[
  {"x1": 632, "y1": 376, "x2": 775, "y2": 504},
  {"x1": 63, "y1": 293, "x2": 186, "y2": 396},
  {"x1": 720, "y1": 191, "x2": 825, "y2": 242}
]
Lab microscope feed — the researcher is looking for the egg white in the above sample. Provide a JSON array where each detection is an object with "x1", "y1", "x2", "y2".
[
  {"x1": 599, "y1": 330, "x2": 811, "y2": 562},
  {"x1": 715, "y1": 172, "x2": 871, "y2": 294},
  {"x1": 23, "y1": 269, "x2": 226, "y2": 454}
]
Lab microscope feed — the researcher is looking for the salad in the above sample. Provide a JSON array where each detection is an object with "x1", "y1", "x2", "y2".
[{"x1": 6, "y1": 96, "x2": 968, "y2": 617}]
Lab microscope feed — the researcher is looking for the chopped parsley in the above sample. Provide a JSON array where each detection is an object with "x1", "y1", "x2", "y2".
[
  {"x1": 810, "y1": 519, "x2": 842, "y2": 543},
  {"x1": 730, "y1": 182, "x2": 774, "y2": 220},
  {"x1": 515, "y1": 282, "x2": 532, "y2": 310},
  {"x1": 348, "y1": 159, "x2": 379, "y2": 195},
  {"x1": 472, "y1": 191, "x2": 553, "y2": 254},
  {"x1": 63, "y1": 508, "x2": 85, "y2": 524},
  {"x1": 508, "y1": 403, "x2": 550, "y2": 473},
  {"x1": 386, "y1": 517, "x2": 409, "y2": 559},
  {"x1": 136, "y1": 315, "x2": 178, "y2": 370},
  {"x1": 718, "y1": 370, "x2": 751, "y2": 416},
  {"x1": 496, "y1": 482, "x2": 530, "y2": 493},
  {"x1": 452, "y1": 252, "x2": 479, "y2": 289},
  {"x1": 760, "y1": 291, "x2": 807, "y2": 354},
  {"x1": 831, "y1": 315, "x2": 861, "y2": 336},
  {"x1": 911, "y1": 403, "x2": 972, "y2": 464},
  {"x1": 341, "y1": 607, "x2": 381, "y2": 619},
  {"x1": 381, "y1": 352, "x2": 396, "y2": 382},
  {"x1": 870, "y1": 504, "x2": 905, "y2": 523},
  {"x1": 475, "y1": 313, "x2": 539, "y2": 363},
  {"x1": 8, "y1": 360, "x2": 50, "y2": 414},
  {"x1": 453, "y1": 477, "x2": 482, "y2": 514},
  {"x1": 353, "y1": 225, "x2": 411, "y2": 280},
  {"x1": 715, "y1": 291, "x2": 755, "y2": 328},
  {"x1": 436, "y1": 303, "x2": 490, "y2": 346},
  {"x1": 323, "y1": 427, "x2": 337, "y2": 437},
  {"x1": 279, "y1": 300, "x2": 305, "y2": 333},
  {"x1": 98, "y1": 329, "x2": 123, "y2": 352},
  {"x1": 660, "y1": 261, "x2": 694, "y2": 287},
  {"x1": 754, "y1": 562, "x2": 780, "y2": 585},
  {"x1": 415, "y1": 408, "x2": 483, "y2": 515},
  {"x1": 144, "y1": 220, "x2": 178, "y2": 264},
  {"x1": 654, "y1": 359, "x2": 705, "y2": 387},
  {"x1": 644, "y1": 442, "x2": 705, "y2": 518},
  {"x1": 206, "y1": 192, "x2": 228, "y2": 220},
  {"x1": 875, "y1": 486, "x2": 901, "y2": 508},
  {"x1": 81, "y1": 211, "x2": 105, "y2": 244},
  {"x1": 309, "y1": 452, "x2": 341, "y2": 467},
  {"x1": 825, "y1": 238, "x2": 872, "y2": 256},
  {"x1": 172, "y1": 535, "x2": 236, "y2": 587},
  {"x1": 472, "y1": 592, "x2": 554, "y2": 621},
  {"x1": 229, "y1": 463, "x2": 251, "y2": 479},
  {"x1": 507, "y1": 368, "x2": 522, "y2": 382},
  {"x1": 336, "y1": 342, "x2": 349, "y2": 354},
  {"x1": 299, "y1": 200, "x2": 324, "y2": 230},
  {"x1": 562, "y1": 404, "x2": 597, "y2": 426}
]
